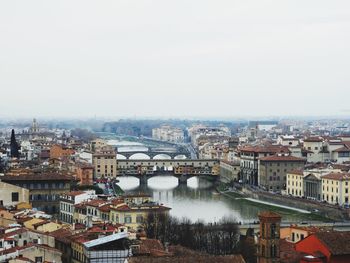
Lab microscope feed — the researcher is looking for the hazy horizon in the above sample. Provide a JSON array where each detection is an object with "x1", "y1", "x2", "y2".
[{"x1": 1, "y1": 0, "x2": 350, "y2": 118}]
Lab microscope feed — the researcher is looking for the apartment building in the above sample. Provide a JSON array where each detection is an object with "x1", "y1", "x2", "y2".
[
  {"x1": 322, "y1": 172, "x2": 350, "y2": 206},
  {"x1": 239, "y1": 144, "x2": 290, "y2": 186},
  {"x1": 258, "y1": 155, "x2": 306, "y2": 192},
  {"x1": 92, "y1": 146, "x2": 117, "y2": 178},
  {"x1": 59, "y1": 190, "x2": 96, "y2": 224}
]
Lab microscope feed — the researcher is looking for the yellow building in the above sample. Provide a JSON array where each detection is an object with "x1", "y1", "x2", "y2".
[
  {"x1": 322, "y1": 172, "x2": 350, "y2": 205},
  {"x1": 90, "y1": 138, "x2": 108, "y2": 153},
  {"x1": 92, "y1": 146, "x2": 117, "y2": 178},
  {"x1": 73, "y1": 195, "x2": 170, "y2": 230},
  {"x1": 0, "y1": 181, "x2": 29, "y2": 207},
  {"x1": 286, "y1": 170, "x2": 304, "y2": 197},
  {"x1": 71, "y1": 237, "x2": 86, "y2": 263},
  {"x1": 109, "y1": 202, "x2": 170, "y2": 230},
  {"x1": 0, "y1": 209, "x2": 16, "y2": 227}
]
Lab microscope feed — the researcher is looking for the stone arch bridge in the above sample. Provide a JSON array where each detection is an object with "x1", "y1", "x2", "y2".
[
  {"x1": 116, "y1": 147, "x2": 191, "y2": 160},
  {"x1": 117, "y1": 159, "x2": 220, "y2": 185}
]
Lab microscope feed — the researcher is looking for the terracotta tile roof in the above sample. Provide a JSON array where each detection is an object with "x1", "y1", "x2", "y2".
[
  {"x1": 259, "y1": 155, "x2": 306, "y2": 162},
  {"x1": 304, "y1": 137, "x2": 323, "y2": 142},
  {"x1": 258, "y1": 211, "x2": 282, "y2": 219},
  {"x1": 333, "y1": 146, "x2": 350, "y2": 152},
  {"x1": 97, "y1": 204, "x2": 111, "y2": 213},
  {"x1": 240, "y1": 145, "x2": 290, "y2": 154},
  {"x1": 85, "y1": 199, "x2": 107, "y2": 207},
  {"x1": 87, "y1": 224, "x2": 117, "y2": 233},
  {"x1": 111, "y1": 204, "x2": 130, "y2": 211},
  {"x1": 288, "y1": 169, "x2": 304, "y2": 176},
  {"x1": 1, "y1": 173, "x2": 75, "y2": 181},
  {"x1": 290, "y1": 225, "x2": 332, "y2": 233},
  {"x1": 314, "y1": 231, "x2": 350, "y2": 255},
  {"x1": 280, "y1": 239, "x2": 305, "y2": 263},
  {"x1": 0, "y1": 228, "x2": 27, "y2": 239},
  {"x1": 322, "y1": 172, "x2": 350, "y2": 181},
  {"x1": 111, "y1": 199, "x2": 124, "y2": 205},
  {"x1": 49, "y1": 228, "x2": 73, "y2": 244}
]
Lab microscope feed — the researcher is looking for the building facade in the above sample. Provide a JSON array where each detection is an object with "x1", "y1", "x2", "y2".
[
  {"x1": 92, "y1": 146, "x2": 117, "y2": 178},
  {"x1": 239, "y1": 145, "x2": 290, "y2": 186},
  {"x1": 258, "y1": 155, "x2": 305, "y2": 192},
  {"x1": 322, "y1": 173, "x2": 350, "y2": 206},
  {"x1": 1, "y1": 173, "x2": 74, "y2": 214},
  {"x1": 0, "y1": 181, "x2": 29, "y2": 207}
]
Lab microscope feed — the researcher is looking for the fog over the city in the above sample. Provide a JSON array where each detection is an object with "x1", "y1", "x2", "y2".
[{"x1": 0, "y1": 0, "x2": 349, "y2": 118}]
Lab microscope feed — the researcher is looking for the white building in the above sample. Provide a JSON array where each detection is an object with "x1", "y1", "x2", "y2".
[
  {"x1": 152, "y1": 125, "x2": 184, "y2": 143},
  {"x1": 59, "y1": 190, "x2": 96, "y2": 224}
]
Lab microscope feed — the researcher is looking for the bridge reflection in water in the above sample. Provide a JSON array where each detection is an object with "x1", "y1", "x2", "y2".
[{"x1": 116, "y1": 176, "x2": 322, "y2": 224}]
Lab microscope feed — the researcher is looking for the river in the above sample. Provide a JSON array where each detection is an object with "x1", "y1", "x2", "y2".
[
  {"x1": 107, "y1": 136, "x2": 325, "y2": 223},
  {"x1": 116, "y1": 176, "x2": 325, "y2": 224}
]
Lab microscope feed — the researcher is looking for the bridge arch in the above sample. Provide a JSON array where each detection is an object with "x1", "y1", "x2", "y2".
[
  {"x1": 153, "y1": 154, "x2": 172, "y2": 160},
  {"x1": 174, "y1": 154, "x2": 187, "y2": 159},
  {"x1": 116, "y1": 154, "x2": 127, "y2": 159},
  {"x1": 129, "y1": 153, "x2": 151, "y2": 159}
]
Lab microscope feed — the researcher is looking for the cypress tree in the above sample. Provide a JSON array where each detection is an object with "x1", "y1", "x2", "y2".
[{"x1": 10, "y1": 129, "x2": 20, "y2": 158}]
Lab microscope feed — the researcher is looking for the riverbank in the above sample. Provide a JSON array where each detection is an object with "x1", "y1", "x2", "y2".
[{"x1": 219, "y1": 190, "x2": 332, "y2": 222}]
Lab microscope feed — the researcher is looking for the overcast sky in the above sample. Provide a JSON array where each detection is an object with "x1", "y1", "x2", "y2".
[{"x1": 0, "y1": 0, "x2": 349, "y2": 119}]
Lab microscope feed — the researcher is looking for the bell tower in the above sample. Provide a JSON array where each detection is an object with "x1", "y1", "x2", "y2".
[
  {"x1": 258, "y1": 211, "x2": 281, "y2": 263},
  {"x1": 31, "y1": 118, "x2": 39, "y2": 133}
]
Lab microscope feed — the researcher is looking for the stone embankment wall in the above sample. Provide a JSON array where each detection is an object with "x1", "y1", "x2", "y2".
[{"x1": 242, "y1": 188, "x2": 350, "y2": 221}]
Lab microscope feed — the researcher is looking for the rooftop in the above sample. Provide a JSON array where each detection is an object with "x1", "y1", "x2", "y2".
[
  {"x1": 259, "y1": 155, "x2": 306, "y2": 162},
  {"x1": 315, "y1": 231, "x2": 350, "y2": 255},
  {"x1": 322, "y1": 172, "x2": 350, "y2": 181}
]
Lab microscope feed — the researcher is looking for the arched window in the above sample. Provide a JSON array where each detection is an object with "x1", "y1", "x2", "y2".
[
  {"x1": 261, "y1": 223, "x2": 265, "y2": 238},
  {"x1": 271, "y1": 223, "x2": 276, "y2": 238},
  {"x1": 271, "y1": 244, "x2": 277, "y2": 257}
]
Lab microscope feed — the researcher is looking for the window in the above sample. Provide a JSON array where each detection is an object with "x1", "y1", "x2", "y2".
[
  {"x1": 271, "y1": 223, "x2": 277, "y2": 238},
  {"x1": 261, "y1": 223, "x2": 265, "y2": 237},
  {"x1": 11, "y1": 192, "x2": 19, "y2": 202},
  {"x1": 125, "y1": 216, "x2": 132, "y2": 223},
  {"x1": 271, "y1": 244, "x2": 277, "y2": 258},
  {"x1": 261, "y1": 245, "x2": 265, "y2": 256},
  {"x1": 136, "y1": 215, "x2": 144, "y2": 223}
]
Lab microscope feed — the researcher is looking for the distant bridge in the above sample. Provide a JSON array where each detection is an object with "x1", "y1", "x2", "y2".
[
  {"x1": 117, "y1": 159, "x2": 220, "y2": 185},
  {"x1": 116, "y1": 146, "x2": 191, "y2": 160}
]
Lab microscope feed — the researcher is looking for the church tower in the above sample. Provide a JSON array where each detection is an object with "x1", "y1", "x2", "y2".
[
  {"x1": 257, "y1": 211, "x2": 281, "y2": 263},
  {"x1": 31, "y1": 118, "x2": 39, "y2": 133}
]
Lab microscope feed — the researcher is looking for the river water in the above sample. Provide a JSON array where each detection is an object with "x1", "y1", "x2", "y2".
[
  {"x1": 116, "y1": 176, "x2": 322, "y2": 224},
  {"x1": 108, "y1": 137, "x2": 323, "y2": 223}
]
